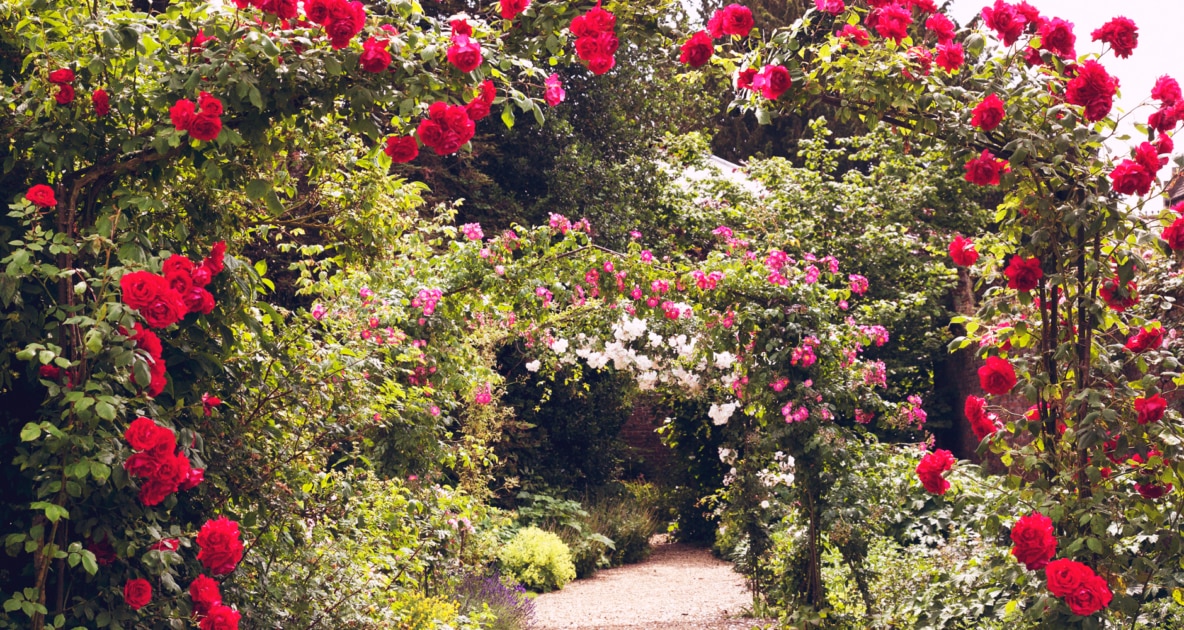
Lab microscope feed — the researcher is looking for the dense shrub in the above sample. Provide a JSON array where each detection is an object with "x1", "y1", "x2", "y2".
[
  {"x1": 497, "y1": 527, "x2": 577, "y2": 593},
  {"x1": 452, "y1": 573, "x2": 535, "y2": 630}
]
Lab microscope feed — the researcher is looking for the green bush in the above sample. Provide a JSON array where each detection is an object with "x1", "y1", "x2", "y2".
[
  {"x1": 498, "y1": 527, "x2": 577, "y2": 592},
  {"x1": 585, "y1": 484, "x2": 661, "y2": 566}
]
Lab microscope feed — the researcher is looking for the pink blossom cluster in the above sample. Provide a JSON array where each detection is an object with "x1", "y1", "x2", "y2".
[
  {"x1": 848, "y1": 274, "x2": 869, "y2": 295},
  {"x1": 791, "y1": 337, "x2": 819, "y2": 367},
  {"x1": 692, "y1": 270, "x2": 723, "y2": 290},
  {"x1": 863, "y1": 361, "x2": 887, "y2": 388},
  {"x1": 412, "y1": 288, "x2": 443, "y2": 316},
  {"x1": 461, "y1": 222, "x2": 484, "y2": 241},
  {"x1": 782, "y1": 403, "x2": 809, "y2": 423}
]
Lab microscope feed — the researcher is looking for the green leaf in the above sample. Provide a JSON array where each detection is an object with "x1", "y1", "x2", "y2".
[
  {"x1": 81, "y1": 551, "x2": 98, "y2": 575},
  {"x1": 501, "y1": 105, "x2": 515, "y2": 130},
  {"x1": 246, "y1": 179, "x2": 271, "y2": 200},
  {"x1": 20, "y1": 423, "x2": 40, "y2": 442},
  {"x1": 94, "y1": 401, "x2": 116, "y2": 421}
]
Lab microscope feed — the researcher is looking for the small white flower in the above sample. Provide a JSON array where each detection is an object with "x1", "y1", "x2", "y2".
[
  {"x1": 632, "y1": 353, "x2": 654, "y2": 372},
  {"x1": 637, "y1": 371, "x2": 658, "y2": 390},
  {"x1": 713, "y1": 351, "x2": 736, "y2": 370},
  {"x1": 718, "y1": 447, "x2": 733, "y2": 463},
  {"x1": 648, "y1": 332, "x2": 664, "y2": 348},
  {"x1": 525, "y1": 360, "x2": 541, "y2": 372},
  {"x1": 586, "y1": 351, "x2": 609, "y2": 370},
  {"x1": 760, "y1": 500, "x2": 770, "y2": 509},
  {"x1": 552, "y1": 338, "x2": 569, "y2": 354},
  {"x1": 708, "y1": 401, "x2": 738, "y2": 425}
]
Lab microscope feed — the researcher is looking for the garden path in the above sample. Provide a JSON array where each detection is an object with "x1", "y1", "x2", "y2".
[{"x1": 532, "y1": 540, "x2": 775, "y2": 629}]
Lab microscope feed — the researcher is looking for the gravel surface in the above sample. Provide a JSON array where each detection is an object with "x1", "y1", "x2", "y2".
[{"x1": 532, "y1": 541, "x2": 775, "y2": 630}]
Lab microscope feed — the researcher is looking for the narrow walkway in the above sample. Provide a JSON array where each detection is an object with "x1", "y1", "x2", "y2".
[{"x1": 532, "y1": 541, "x2": 774, "y2": 629}]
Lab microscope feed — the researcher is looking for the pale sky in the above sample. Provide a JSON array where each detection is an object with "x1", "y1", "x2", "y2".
[{"x1": 949, "y1": 0, "x2": 1184, "y2": 159}]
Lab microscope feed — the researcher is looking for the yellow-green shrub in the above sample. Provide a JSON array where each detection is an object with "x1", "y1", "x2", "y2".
[{"x1": 498, "y1": 527, "x2": 577, "y2": 592}]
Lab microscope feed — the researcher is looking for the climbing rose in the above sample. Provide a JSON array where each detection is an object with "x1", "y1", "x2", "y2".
[
  {"x1": 926, "y1": 13, "x2": 955, "y2": 44},
  {"x1": 1004, "y1": 255, "x2": 1042, "y2": 292},
  {"x1": 1091, "y1": 16, "x2": 1137, "y2": 59},
  {"x1": 189, "y1": 575, "x2": 222, "y2": 616},
  {"x1": 450, "y1": 19, "x2": 472, "y2": 37},
  {"x1": 544, "y1": 73, "x2": 566, "y2": 107},
  {"x1": 124, "y1": 417, "x2": 173, "y2": 452},
  {"x1": 200, "y1": 604, "x2": 241, "y2": 630},
  {"x1": 359, "y1": 37, "x2": 391, "y2": 73},
  {"x1": 1125, "y1": 326, "x2": 1164, "y2": 353},
  {"x1": 465, "y1": 80, "x2": 496, "y2": 121},
  {"x1": 188, "y1": 114, "x2": 222, "y2": 142},
  {"x1": 571, "y1": 6, "x2": 617, "y2": 75},
  {"x1": 978, "y1": 356, "x2": 1017, "y2": 395},
  {"x1": 197, "y1": 517, "x2": 245, "y2": 576},
  {"x1": 935, "y1": 43, "x2": 964, "y2": 73},
  {"x1": 499, "y1": 0, "x2": 529, "y2": 20},
  {"x1": 93, "y1": 89, "x2": 110, "y2": 116},
  {"x1": 384, "y1": 135, "x2": 418, "y2": 163},
  {"x1": 964, "y1": 395, "x2": 998, "y2": 441},
  {"x1": 25, "y1": 184, "x2": 56, "y2": 208},
  {"x1": 916, "y1": 449, "x2": 955, "y2": 495},
  {"x1": 47, "y1": 68, "x2": 74, "y2": 84},
  {"x1": 123, "y1": 578, "x2": 152, "y2": 610},
  {"x1": 1152, "y1": 75, "x2": 1182, "y2": 105},
  {"x1": 1009, "y1": 512, "x2": 1056, "y2": 571},
  {"x1": 417, "y1": 102, "x2": 475, "y2": 155},
  {"x1": 121, "y1": 271, "x2": 169, "y2": 309},
  {"x1": 1038, "y1": 17, "x2": 1076, "y2": 59},
  {"x1": 150, "y1": 538, "x2": 180, "y2": 552},
  {"x1": 837, "y1": 25, "x2": 870, "y2": 47},
  {"x1": 1065, "y1": 60, "x2": 1118, "y2": 122},
  {"x1": 707, "y1": 4, "x2": 754, "y2": 38},
  {"x1": 1099, "y1": 277, "x2": 1138, "y2": 312},
  {"x1": 180, "y1": 467, "x2": 205, "y2": 491},
  {"x1": 1135, "y1": 394, "x2": 1167, "y2": 424},
  {"x1": 1046, "y1": 559, "x2": 1091, "y2": 596},
  {"x1": 948, "y1": 235, "x2": 978, "y2": 266},
  {"x1": 963, "y1": 149, "x2": 1009, "y2": 186},
  {"x1": 815, "y1": 0, "x2": 845, "y2": 14},
  {"x1": 680, "y1": 31, "x2": 714, "y2": 67},
  {"x1": 315, "y1": 0, "x2": 366, "y2": 49},
  {"x1": 169, "y1": 99, "x2": 196, "y2": 131},
  {"x1": 982, "y1": 0, "x2": 1026, "y2": 45},
  {"x1": 446, "y1": 36, "x2": 482, "y2": 72},
  {"x1": 870, "y1": 3, "x2": 912, "y2": 44},
  {"x1": 971, "y1": 94, "x2": 1006, "y2": 131},
  {"x1": 1045, "y1": 560, "x2": 1111, "y2": 615},
  {"x1": 54, "y1": 84, "x2": 75, "y2": 105},
  {"x1": 752, "y1": 64, "x2": 791, "y2": 100}
]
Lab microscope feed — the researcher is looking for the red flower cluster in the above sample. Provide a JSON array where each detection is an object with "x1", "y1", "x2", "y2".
[
  {"x1": 1135, "y1": 394, "x2": 1167, "y2": 425},
  {"x1": 499, "y1": 0, "x2": 530, "y2": 20},
  {"x1": 815, "y1": 0, "x2": 845, "y2": 15},
  {"x1": 1125, "y1": 325, "x2": 1163, "y2": 353},
  {"x1": 123, "y1": 578, "x2": 152, "y2": 610},
  {"x1": 1037, "y1": 17, "x2": 1075, "y2": 59},
  {"x1": 948, "y1": 235, "x2": 978, "y2": 267},
  {"x1": 25, "y1": 184, "x2": 57, "y2": 208},
  {"x1": 680, "y1": 31, "x2": 715, "y2": 67},
  {"x1": 48, "y1": 67, "x2": 75, "y2": 105},
  {"x1": 1065, "y1": 60, "x2": 1118, "y2": 123},
  {"x1": 129, "y1": 323, "x2": 167, "y2": 397},
  {"x1": 836, "y1": 25, "x2": 870, "y2": 48},
  {"x1": 359, "y1": 37, "x2": 391, "y2": 73},
  {"x1": 981, "y1": 0, "x2": 1039, "y2": 46},
  {"x1": 305, "y1": 0, "x2": 366, "y2": 49},
  {"x1": 963, "y1": 149, "x2": 1009, "y2": 186},
  {"x1": 1099, "y1": 276, "x2": 1138, "y2": 312},
  {"x1": 752, "y1": 65, "x2": 791, "y2": 100},
  {"x1": 384, "y1": 135, "x2": 418, "y2": 163},
  {"x1": 916, "y1": 449, "x2": 955, "y2": 495},
  {"x1": 1162, "y1": 215, "x2": 1184, "y2": 250},
  {"x1": 447, "y1": 32, "x2": 483, "y2": 73},
  {"x1": 170, "y1": 92, "x2": 224, "y2": 142},
  {"x1": 971, "y1": 94, "x2": 1005, "y2": 131},
  {"x1": 1004, "y1": 255, "x2": 1042, "y2": 292},
  {"x1": 978, "y1": 355, "x2": 1017, "y2": 396},
  {"x1": 416, "y1": 102, "x2": 476, "y2": 155},
  {"x1": 1109, "y1": 142, "x2": 1163, "y2": 197},
  {"x1": 1010, "y1": 512, "x2": 1056, "y2": 570},
  {"x1": 196, "y1": 517, "x2": 245, "y2": 575},
  {"x1": 571, "y1": 6, "x2": 618, "y2": 75},
  {"x1": 707, "y1": 4, "x2": 754, "y2": 38},
  {"x1": 1045, "y1": 559, "x2": 1112, "y2": 616},
  {"x1": 200, "y1": 605, "x2": 241, "y2": 630},
  {"x1": 1149, "y1": 76, "x2": 1182, "y2": 134},
  {"x1": 191, "y1": 574, "x2": 238, "y2": 628},
  {"x1": 544, "y1": 73, "x2": 565, "y2": 107},
  {"x1": 935, "y1": 42, "x2": 964, "y2": 73},
  {"x1": 1091, "y1": 16, "x2": 1137, "y2": 59},
  {"x1": 121, "y1": 242, "x2": 225, "y2": 329},
  {"x1": 123, "y1": 417, "x2": 197, "y2": 506},
  {"x1": 465, "y1": 80, "x2": 496, "y2": 121},
  {"x1": 93, "y1": 89, "x2": 110, "y2": 117},
  {"x1": 926, "y1": 13, "x2": 955, "y2": 44},
  {"x1": 868, "y1": 3, "x2": 912, "y2": 44},
  {"x1": 1130, "y1": 450, "x2": 1172, "y2": 499},
  {"x1": 964, "y1": 395, "x2": 998, "y2": 441}
]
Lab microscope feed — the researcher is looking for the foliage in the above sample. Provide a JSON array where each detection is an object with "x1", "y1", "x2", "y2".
[
  {"x1": 497, "y1": 526, "x2": 576, "y2": 593},
  {"x1": 451, "y1": 573, "x2": 536, "y2": 630}
]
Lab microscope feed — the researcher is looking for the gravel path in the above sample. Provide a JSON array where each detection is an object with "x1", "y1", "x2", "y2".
[{"x1": 532, "y1": 541, "x2": 775, "y2": 630}]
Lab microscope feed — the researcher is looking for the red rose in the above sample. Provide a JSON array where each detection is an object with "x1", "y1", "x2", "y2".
[
  {"x1": 752, "y1": 64, "x2": 791, "y2": 100},
  {"x1": 166, "y1": 269, "x2": 194, "y2": 296},
  {"x1": 1135, "y1": 394, "x2": 1167, "y2": 424},
  {"x1": 197, "y1": 517, "x2": 245, "y2": 576},
  {"x1": 1004, "y1": 255, "x2": 1042, "y2": 292},
  {"x1": 1065, "y1": 574, "x2": 1112, "y2": 616},
  {"x1": 120, "y1": 271, "x2": 168, "y2": 310},
  {"x1": 1009, "y1": 512, "x2": 1057, "y2": 570},
  {"x1": 1125, "y1": 326, "x2": 1163, "y2": 353},
  {"x1": 170, "y1": 99, "x2": 197, "y2": 131},
  {"x1": 571, "y1": 7, "x2": 615, "y2": 37},
  {"x1": 162, "y1": 254, "x2": 195, "y2": 277},
  {"x1": 1045, "y1": 558, "x2": 1091, "y2": 597},
  {"x1": 971, "y1": 94, "x2": 1006, "y2": 131},
  {"x1": 450, "y1": 19, "x2": 472, "y2": 37},
  {"x1": 925, "y1": 13, "x2": 955, "y2": 44},
  {"x1": 1152, "y1": 75, "x2": 1182, "y2": 106},
  {"x1": 1038, "y1": 17, "x2": 1076, "y2": 59},
  {"x1": 465, "y1": 80, "x2": 496, "y2": 121},
  {"x1": 417, "y1": 103, "x2": 475, "y2": 155},
  {"x1": 964, "y1": 395, "x2": 998, "y2": 441},
  {"x1": 180, "y1": 467, "x2": 205, "y2": 491},
  {"x1": 197, "y1": 92, "x2": 223, "y2": 118},
  {"x1": 707, "y1": 4, "x2": 754, "y2": 38},
  {"x1": 189, "y1": 575, "x2": 222, "y2": 615},
  {"x1": 1110, "y1": 159, "x2": 1153, "y2": 196},
  {"x1": 586, "y1": 53, "x2": 616, "y2": 75},
  {"x1": 123, "y1": 578, "x2": 152, "y2": 610},
  {"x1": 1091, "y1": 16, "x2": 1137, "y2": 59},
  {"x1": 916, "y1": 449, "x2": 955, "y2": 495},
  {"x1": 544, "y1": 73, "x2": 565, "y2": 107},
  {"x1": 1065, "y1": 60, "x2": 1118, "y2": 122},
  {"x1": 837, "y1": 25, "x2": 870, "y2": 47},
  {"x1": 575, "y1": 31, "x2": 620, "y2": 62},
  {"x1": 963, "y1": 149, "x2": 1009, "y2": 186},
  {"x1": 384, "y1": 135, "x2": 419, "y2": 163},
  {"x1": 130, "y1": 323, "x2": 163, "y2": 360},
  {"x1": 982, "y1": 0, "x2": 1026, "y2": 45},
  {"x1": 499, "y1": 0, "x2": 530, "y2": 20},
  {"x1": 446, "y1": 36, "x2": 483, "y2": 73},
  {"x1": 978, "y1": 355, "x2": 1017, "y2": 395},
  {"x1": 39, "y1": 365, "x2": 61, "y2": 380},
  {"x1": 139, "y1": 452, "x2": 190, "y2": 506},
  {"x1": 48, "y1": 68, "x2": 74, "y2": 84},
  {"x1": 325, "y1": 1, "x2": 366, "y2": 49},
  {"x1": 148, "y1": 370, "x2": 167, "y2": 398},
  {"x1": 183, "y1": 287, "x2": 216, "y2": 315},
  {"x1": 1099, "y1": 277, "x2": 1138, "y2": 312},
  {"x1": 188, "y1": 114, "x2": 222, "y2": 142},
  {"x1": 935, "y1": 42, "x2": 964, "y2": 73},
  {"x1": 680, "y1": 31, "x2": 714, "y2": 68},
  {"x1": 87, "y1": 539, "x2": 116, "y2": 565},
  {"x1": 25, "y1": 184, "x2": 57, "y2": 208},
  {"x1": 124, "y1": 417, "x2": 175, "y2": 452},
  {"x1": 191, "y1": 264, "x2": 213, "y2": 287},
  {"x1": 948, "y1": 235, "x2": 978, "y2": 266},
  {"x1": 141, "y1": 289, "x2": 188, "y2": 329},
  {"x1": 870, "y1": 3, "x2": 912, "y2": 44},
  {"x1": 205, "y1": 242, "x2": 227, "y2": 275},
  {"x1": 1135, "y1": 481, "x2": 1171, "y2": 500},
  {"x1": 93, "y1": 89, "x2": 110, "y2": 116},
  {"x1": 815, "y1": 0, "x2": 845, "y2": 14},
  {"x1": 1163, "y1": 217, "x2": 1184, "y2": 250},
  {"x1": 149, "y1": 538, "x2": 180, "y2": 552},
  {"x1": 53, "y1": 84, "x2": 75, "y2": 105},
  {"x1": 199, "y1": 604, "x2": 241, "y2": 630},
  {"x1": 359, "y1": 37, "x2": 391, "y2": 73}
]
